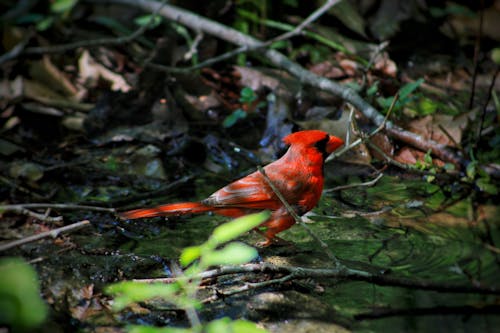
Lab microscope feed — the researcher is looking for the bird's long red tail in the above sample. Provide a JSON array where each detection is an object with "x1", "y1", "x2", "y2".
[{"x1": 119, "y1": 202, "x2": 212, "y2": 219}]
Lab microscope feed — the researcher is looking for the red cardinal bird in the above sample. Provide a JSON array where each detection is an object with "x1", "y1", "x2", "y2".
[{"x1": 120, "y1": 130, "x2": 344, "y2": 246}]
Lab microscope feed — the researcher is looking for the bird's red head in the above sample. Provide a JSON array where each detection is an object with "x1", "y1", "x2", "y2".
[{"x1": 283, "y1": 130, "x2": 344, "y2": 155}]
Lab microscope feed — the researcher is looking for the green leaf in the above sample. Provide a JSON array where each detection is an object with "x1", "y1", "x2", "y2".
[
  {"x1": 206, "y1": 318, "x2": 269, "y2": 333},
  {"x1": 492, "y1": 48, "x2": 500, "y2": 65},
  {"x1": 36, "y1": 16, "x2": 54, "y2": 31},
  {"x1": 443, "y1": 163, "x2": 455, "y2": 171},
  {"x1": 466, "y1": 161, "x2": 477, "y2": 179},
  {"x1": 134, "y1": 14, "x2": 162, "y2": 28},
  {"x1": 180, "y1": 245, "x2": 202, "y2": 267},
  {"x1": 231, "y1": 319, "x2": 269, "y2": 333},
  {"x1": 211, "y1": 211, "x2": 270, "y2": 245},
  {"x1": 398, "y1": 78, "x2": 424, "y2": 101},
  {"x1": 50, "y1": 0, "x2": 77, "y2": 14},
  {"x1": 203, "y1": 242, "x2": 258, "y2": 266},
  {"x1": 205, "y1": 317, "x2": 231, "y2": 333},
  {"x1": 0, "y1": 258, "x2": 48, "y2": 330},
  {"x1": 239, "y1": 87, "x2": 257, "y2": 103},
  {"x1": 476, "y1": 178, "x2": 498, "y2": 195},
  {"x1": 425, "y1": 175, "x2": 436, "y2": 183},
  {"x1": 223, "y1": 109, "x2": 247, "y2": 128},
  {"x1": 16, "y1": 13, "x2": 45, "y2": 24},
  {"x1": 366, "y1": 81, "x2": 379, "y2": 96},
  {"x1": 106, "y1": 282, "x2": 179, "y2": 311},
  {"x1": 417, "y1": 97, "x2": 438, "y2": 115},
  {"x1": 270, "y1": 40, "x2": 289, "y2": 49}
]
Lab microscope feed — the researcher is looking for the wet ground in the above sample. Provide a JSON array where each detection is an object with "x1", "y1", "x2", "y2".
[{"x1": 4, "y1": 171, "x2": 499, "y2": 332}]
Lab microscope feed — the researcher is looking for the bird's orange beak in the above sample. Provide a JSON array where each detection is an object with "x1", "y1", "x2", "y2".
[{"x1": 326, "y1": 135, "x2": 344, "y2": 154}]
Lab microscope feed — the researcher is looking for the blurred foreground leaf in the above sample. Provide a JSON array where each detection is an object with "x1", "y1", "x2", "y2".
[{"x1": 0, "y1": 258, "x2": 48, "y2": 330}]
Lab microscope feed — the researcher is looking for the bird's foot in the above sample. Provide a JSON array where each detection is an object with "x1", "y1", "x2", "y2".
[{"x1": 256, "y1": 236, "x2": 293, "y2": 248}]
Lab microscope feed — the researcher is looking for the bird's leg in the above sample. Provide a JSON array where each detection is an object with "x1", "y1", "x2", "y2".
[{"x1": 254, "y1": 213, "x2": 296, "y2": 247}]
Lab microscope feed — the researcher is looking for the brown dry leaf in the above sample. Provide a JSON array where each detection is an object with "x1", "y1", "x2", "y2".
[
  {"x1": 69, "y1": 284, "x2": 110, "y2": 322},
  {"x1": 184, "y1": 90, "x2": 221, "y2": 112},
  {"x1": 394, "y1": 146, "x2": 444, "y2": 167},
  {"x1": 29, "y1": 55, "x2": 79, "y2": 99},
  {"x1": 373, "y1": 52, "x2": 397, "y2": 77},
  {"x1": 338, "y1": 58, "x2": 358, "y2": 76},
  {"x1": 78, "y1": 50, "x2": 131, "y2": 92},
  {"x1": 23, "y1": 78, "x2": 71, "y2": 106},
  {"x1": 407, "y1": 113, "x2": 473, "y2": 147},
  {"x1": 394, "y1": 146, "x2": 421, "y2": 164},
  {"x1": 369, "y1": 132, "x2": 394, "y2": 160},
  {"x1": 309, "y1": 60, "x2": 345, "y2": 79},
  {"x1": 234, "y1": 66, "x2": 280, "y2": 90}
]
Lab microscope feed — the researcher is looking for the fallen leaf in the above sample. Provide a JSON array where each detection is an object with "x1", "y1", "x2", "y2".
[
  {"x1": 394, "y1": 146, "x2": 419, "y2": 165},
  {"x1": 373, "y1": 52, "x2": 397, "y2": 77},
  {"x1": 29, "y1": 55, "x2": 79, "y2": 99},
  {"x1": 407, "y1": 112, "x2": 473, "y2": 147},
  {"x1": 184, "y1": 90, "x2": 221, "y2": 111},
  {"x1": 369, "y1": 132, "x2": 394, "y2": 160},
  {"x1": 78, "y1": 50, "x2": 131, "y2": 92},
  {"x1": 233, "y1": 66, "x2": 287, "y2": 95},
  {"x1": 309, "y1": 60, "x2": 345, "y2": 79}
]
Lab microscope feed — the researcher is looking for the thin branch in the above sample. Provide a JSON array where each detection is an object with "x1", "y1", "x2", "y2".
[
  {"x1": 0, "y1": 220, "x2": 91, "y2": 252},
  {"x1": 267, "y1": 0, "x2": 342, "y2": 44},
  {"x1": 0, "y1": 205, "x2": 63, "y2": 223},
  {"x1": 132, "y1": 262, "x2": 500, "y2": 295},
  {"x1": 366, "y1": 141, "x2": 415, "y2": 170},
  {"x1": 476, "y1": 66, "x2": 499, "y2": 147},
  {"x1": 468, "y1": 0, "x2": 484, "y2": 109},
  {"x1": 0, "y1": 203, "x2": 116, "y2": 213},
  {"x1": 325, "y1": 173, "x2": 384, "y2": 192},
  {"x1": 327, "y1": 92, "x2": 398, "y2": 162}
]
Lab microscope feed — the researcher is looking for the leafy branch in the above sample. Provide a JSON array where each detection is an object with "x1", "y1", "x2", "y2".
[{"x1": 106, "y1": 211, "x2": 271, "y2": 333}]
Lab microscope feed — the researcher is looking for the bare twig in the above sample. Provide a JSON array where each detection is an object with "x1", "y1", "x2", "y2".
[
  {"x1": 0, "y1": 220, "x2": 91, "y2": 252},
  {"x1": 476, "y1": 67, "x2": 499, "y2": 146},
  {"x1": 468, "y1": 0, "x2": 484, "y2": 109},
  {"x1": 325, "y1": 173, "x2": 384, "y2": 192},
  {"x1": 0, "y1": 205, "x2": 63, "y2": 223},
  {"x1": 268, "y1": 0, "x2": 342, "y2": 44},
  {"x1": 0, "y1": 203, "x2": 116, "y2": 213},
  {"x1": 132, "y1": 262, "x2": 500, "y2": 295},
  {"x1": 327, "y1": 92, "x2": 398, "y2": 162},
  {"x1": 366, "y1": 141, "x2": 415, "y2": 170}
]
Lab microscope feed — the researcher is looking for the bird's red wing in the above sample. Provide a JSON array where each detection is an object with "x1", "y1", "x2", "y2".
[{"x1": 202, "y1": 171, "x2": 282, "y2": 210}]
